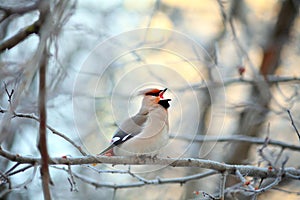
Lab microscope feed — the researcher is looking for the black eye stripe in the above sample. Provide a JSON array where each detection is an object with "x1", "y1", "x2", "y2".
[{"x1": 145, "y1": 90, "x2": 162, "y2": 96}]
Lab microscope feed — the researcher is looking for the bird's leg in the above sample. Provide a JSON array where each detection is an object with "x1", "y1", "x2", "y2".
[
  {"x1": 101, "y1": 149, "x2": 114, "y2": 157},
  {"x1": 136, "y1": 154, "x2": 158, "y2": 163},
  {"x1": 150, "y1": 154, "x2": 159, "y2": 162},
  {"x1": 136, "y1": 154, "x2": 148, "y2": 163}
]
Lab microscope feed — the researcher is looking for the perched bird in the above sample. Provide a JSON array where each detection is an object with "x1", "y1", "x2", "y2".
[{"x1": 99, "y1": 88, "x2": 171, "y2": 157}]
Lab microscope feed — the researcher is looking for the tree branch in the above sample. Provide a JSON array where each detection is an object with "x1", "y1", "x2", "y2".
[
  {"x1": 0, "y1": 0, "x2": 39, "y2": 15},
  {"x1": 0, "y1": 20, "x2": 40, "y2": 53},
  {"x1": 287, "y1": 109, "x2": 300, "y2": 141},
  {"x1": 178, "y1": 75, "x2": 300, "y2": 91},
  {"x1": 58, "y1": 167, "x2": 217, "y2": 189},
  {"x1": 38, "y1": 41, "x2": 52, "y2": 200},
  {"x1": 0, "y1": 0, "x2": 50, "y2": 53},
  {"x1": 170, "y1": 134, "x2": 300, "y2": 152},
  {"x1": 219, "y1": 172, "x2": 227, "y2": 200},
  {"x1": 0, "y1": 147, "x2": 299, "y2": 180},
  {"x1": 0, "y1": 163, "x2": 38, "y2": 198},
  {"x1": 0, "y1": 109, "x2": 87, "y2": 156}
]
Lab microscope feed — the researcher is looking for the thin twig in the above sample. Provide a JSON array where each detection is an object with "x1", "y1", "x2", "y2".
[
  {"x1": 216, "y1": 0, "x2": 258, "y2": 75},
  {"x1": 84, "y1": 165, "x2": 129, "y2": 174},
  {"x1": 0, "y1": 170, "x2": 10, "y2": 188},
  {"x1": 243, "y1": 157, "x2": 288, "y2": 195},
  {"x1": 0, "y1": 109, "x2": 86, "y2": 155},
  {"x1": 243, "y1": 177, "x2": 281, "y2": 195},
  {"x1": 202, "y1": 191, "x2": 218, "y2": 200},
  {"x1": 219, "y1": 172, "x2": 227, "y2": 200},
  {"x1": 0, "y1": 1, "x2": 39, "y2": 15},
  {"x1": 257, "y1": 125, "x2": 273, "y2": 168},
  {"x1": 236, "y1": 170, "x2": 255, "y2": 190},
  {"x1": 6, "y1": 164, "x2": 33, "y2": 176},
  {"x1": 177, "y1": 76, "x2": 300, "y2": 92},
  {"x1": 0, "y1": 163, "x2": 38, "y2": 198},
  {"x1": 18, "y1": 112, "x2": 86, "y2": 155},
  {"x1": 5, "y1": 163, "x2": 20, "y2": 175},
  {"x1": 3, "y1": 81, "x2": 14, "y2": 104},
  {"x1": 274, "y1": 148, "x2": 284, "y2": 167},
  {"x1": 170, "y1": 134, "x2": 300, "y2": 152},
  {"x1": 287, "y1": 109, "x2": 300, "y2": 141},
  {"x1": 69, "y1": 169, "x2": 216, "y2": 189},
  {"x1": 272, "y1": 187, "x2": 300, "y2": 195},
  {"x1": 112, "y1": 189, "x2": 117, "y2": 200},
  {"x1": 67, "y1": 165, "x2": 78, "y2": 192}
]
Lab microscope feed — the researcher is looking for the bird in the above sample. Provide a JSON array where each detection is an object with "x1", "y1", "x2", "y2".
[{"x1": 98, "y1": 88, "x2": 171, "y2": 157}]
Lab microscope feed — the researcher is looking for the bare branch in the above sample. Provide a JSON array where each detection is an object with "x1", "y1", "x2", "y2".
[
  {"x1": 219, "y1": 172, "x2": 227, "y2": 200},
  {"x1": 4, "y1": 163, "x2": 20, "y2": 175},
  {"x1": 274, "y1": 148, "x2": 284, "y2": 167},
  {"x1": 3, "y1": 82, "x2": 14, "y2": 104},
  {"x1": 287, "y1": 109, "x2": 300, "y2": 141},
  {"x1": 38, "y1": 36, "x2": 52, "y2": 200},
  {"x1": 202, "y1": 191, "x2": 218, "y2": 200},
  {"x1": 0, "y1": 147, "x2": 299, "y2": 180},
  {"x1": 177, "y1": 75, "x2": 300, "y2": 91},
  {"x1": 67, "y1": 165, "x2": 78, "y2": 192},
  {"x1": 0, "y1": 21, "x2": 40, "y2": 52},
  {"x1": 0, "y1": 0, "x2": 39, "y2": 24},
  {"x1": 0, "y1": 1, "x2": 39, "y2": 15},
  {"x1": 258, "y1": 130, "x2": 273, "y2": 168},
  {"x1": 0, "y1": 163, "x2": 38, "y2": 198},
  {"x1": 241, "y1": 157, "x2": 288, "y2": 197},
  {"x1": 69, "y1": 169, "x2": 216, "y2": 189},
  {"x1": 6, "y1": 164, "x2": 33, "y2": 177},
  {"x1": 0, "y1": 0, "x2": 60, "y2": 53},
  {"x1": 170, "y1": 134, "x2": 300, "y2": 152},
  {"x1": 0, "y1": 170, "x2": 11, "y2": 189},
  {"x1": 272, "y1": 187, "x2": 300, "y2": 195},
  {"x1": 235, "y1": 170, "x2": 255, "y2": 191},
  {"x1": 0, "y1": 109, "x2": 87, "y2": 155},
  {"x1": 11, "y1": 163, "x2": 37, "y2": 189},
  {"x1": 243, "y1": 177, "x2": 281, "y2": 195},
  {"x1": 216, "y1": 0, "x2": 258, "y2": 75},
  {"x1": 17, "y1": 112, "x2": 87, "y2": 155}
]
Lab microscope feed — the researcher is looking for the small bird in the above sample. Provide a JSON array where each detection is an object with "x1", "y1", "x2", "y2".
[{"x1": 99, "y1": 88, "x2": 171, "y2": 157}]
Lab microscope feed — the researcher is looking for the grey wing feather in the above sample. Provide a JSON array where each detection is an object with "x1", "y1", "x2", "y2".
[
  {"x1": 118, "y1": 113, "x2": 147, "y2": 136},
  {"x1": 99, "y1": 113, "x2": 148, "y2": 155}
]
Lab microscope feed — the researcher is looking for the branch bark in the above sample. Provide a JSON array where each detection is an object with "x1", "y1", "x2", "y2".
[
  {"x1": 0, "y1": 108, "x2": 87, "y2": 156},
  {"x1": 0, "y1": 0, "x2": 53, "y2": 52},
  {"x1": 0, "y1": 147, "x2": 299, "y2": 180},
  {"x1": 0, "y1": 21, "x2": 40, "y2": 52},
  {"x1": 71, "y1": 170, "x2": 217, "y2": 189},
  {"x1": 0, "y1": 0, "x2": 39, "y2": 15},
  {"x1": 38, "y1": 44, "x2": 51, "y2": 200}
]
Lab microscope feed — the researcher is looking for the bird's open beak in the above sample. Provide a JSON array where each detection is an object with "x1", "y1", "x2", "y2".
[{"x1": 159, "y1": 88, "x2": 168, "y2": 99}]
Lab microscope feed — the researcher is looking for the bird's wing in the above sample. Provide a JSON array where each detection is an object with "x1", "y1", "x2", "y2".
[{"x1": 99, "y1": 113, "x2": 148, "y2": 155}]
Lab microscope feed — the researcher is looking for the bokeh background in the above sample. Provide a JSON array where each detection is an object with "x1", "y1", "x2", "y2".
[{"x1": 0, "y1": 0, "x2": 300, "y2": 199}]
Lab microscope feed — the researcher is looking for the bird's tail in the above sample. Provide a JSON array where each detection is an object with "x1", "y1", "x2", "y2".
[{"x1": 98, "y1": 144, "x2": 115, "y2": 155}]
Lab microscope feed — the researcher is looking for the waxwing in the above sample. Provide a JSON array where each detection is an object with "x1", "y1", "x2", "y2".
[{"x1": 99, "y1": 88, "x2": 171, "y2": 156}]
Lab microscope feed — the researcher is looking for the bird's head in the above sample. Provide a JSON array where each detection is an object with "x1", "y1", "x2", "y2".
[
  {"x1": 137, "y1": 88, "x2": 167, "y2": 99},
  {"x1": 137, "y1": 88, "x2": 168, "y2": 113}
]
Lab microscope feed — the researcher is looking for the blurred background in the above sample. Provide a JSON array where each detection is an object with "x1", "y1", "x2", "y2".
[{"x1": 0, "y1": 0, "x2": 300, "y2": 199}]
